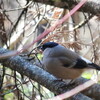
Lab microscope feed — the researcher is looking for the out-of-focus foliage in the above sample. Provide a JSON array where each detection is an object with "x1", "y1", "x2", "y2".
[{"x1": 82, "y1": 72, "x2": 92, "y2": 79}]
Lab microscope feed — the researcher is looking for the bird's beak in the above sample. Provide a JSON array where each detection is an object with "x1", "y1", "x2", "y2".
[{"x1": 37, "y1": 46, "x2": 43, "y2": 53}]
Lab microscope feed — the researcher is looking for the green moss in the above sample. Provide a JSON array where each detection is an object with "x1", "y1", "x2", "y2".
[
  {"x1": 4, "y1": 93, "x2": 14, "y2": 100},
  {"x1": 37, "y1": 54, "x2": 43, "y2": 60}
]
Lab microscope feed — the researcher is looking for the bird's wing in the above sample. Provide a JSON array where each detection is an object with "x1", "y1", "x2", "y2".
[
  {"x1": 58, "y1": 56, "x2": 90, "y2": 69},
  {"x1": 58, "y1": 57, "x2": 76, "y2": 68}
]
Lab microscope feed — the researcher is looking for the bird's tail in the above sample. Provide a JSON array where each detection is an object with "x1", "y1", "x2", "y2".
[{"x1": 88, "y1": 63, "x2": 100, "y2": 70}]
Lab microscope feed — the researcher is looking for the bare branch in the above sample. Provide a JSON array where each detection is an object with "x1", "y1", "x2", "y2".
[
  {"x1": 0, "y1": 47, "x2": 92, "y2": 100},
  {"x1": 74, "y1": 77, "x2": 100, "y2": 100}
]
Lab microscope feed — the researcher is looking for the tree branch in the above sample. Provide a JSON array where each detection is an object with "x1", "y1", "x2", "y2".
[
  {"x1": 31, "y1": 0, "x2": 100, "y2": 15},
  {"x1": 74, "y1": 77, "x2": 100, "y2": 100},
  {"x1": 0, "y1": 47, "x2": 93, "y2": 100}
]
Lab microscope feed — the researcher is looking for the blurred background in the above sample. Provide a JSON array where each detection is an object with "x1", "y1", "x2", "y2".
[{"x1": 0, "y1": 0, "x2": 100, "y2": 99}]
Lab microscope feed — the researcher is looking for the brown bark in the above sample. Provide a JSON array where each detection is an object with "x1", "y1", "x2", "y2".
[{"x1": 31, "y1": 0, "x2": 100, "y2": 15}]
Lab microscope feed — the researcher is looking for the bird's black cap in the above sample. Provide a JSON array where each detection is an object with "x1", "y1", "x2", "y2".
[{"x1": 40, "y1": 42, "x2": 58, "y2": 51}]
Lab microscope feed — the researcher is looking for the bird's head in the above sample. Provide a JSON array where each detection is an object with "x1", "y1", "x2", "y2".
[{"x1": 40, "y1": 42, "x2": 58, "y2": 51}]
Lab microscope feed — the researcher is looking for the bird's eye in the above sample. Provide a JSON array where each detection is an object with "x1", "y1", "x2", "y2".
[{"x1": 37, "y1": 46, "x2": 42, "y2": 50}]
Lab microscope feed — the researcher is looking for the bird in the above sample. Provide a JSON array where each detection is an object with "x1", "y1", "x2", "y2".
[{"x1": 40, "y1": 42, "x2": 100, "y2": 80}]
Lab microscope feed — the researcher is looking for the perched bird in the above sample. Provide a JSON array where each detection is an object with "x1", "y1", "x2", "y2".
[{"x1": 40, "y1": 42, "x2": 100, "y2": 79}]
